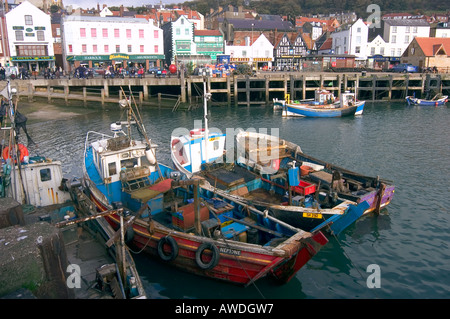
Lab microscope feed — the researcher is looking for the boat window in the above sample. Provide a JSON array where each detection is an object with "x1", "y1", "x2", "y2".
[
  {"x1": 108, "y1": 162, "x2": 117, "y2": 176},
  {"x1": 121, "y1": 158, "x2": 138, "y2": 169},
  {"x1": 213, "y1": 140, "x2": 220, "y2": 151},
  {"x1": 40, "y1": 168, "x2": 51, "y2": 182}
]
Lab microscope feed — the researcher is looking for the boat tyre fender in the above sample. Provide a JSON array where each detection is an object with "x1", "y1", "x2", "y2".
[
  {"x1": 157, "y1": 235, "x2": 178, "y2": 262},
  {"x1": 195, "y1": 243, "x2": 220, "y2": 270}
]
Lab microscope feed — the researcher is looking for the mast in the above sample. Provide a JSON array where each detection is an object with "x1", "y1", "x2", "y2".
[{"x1": 203, "y1": 76, "x2": 209, "y2": 164}]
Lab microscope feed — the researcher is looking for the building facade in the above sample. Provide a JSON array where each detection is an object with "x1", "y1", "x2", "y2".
[
  {"x1": 6, "y1": 0, "x2": 55, "y2": 72},
  {"x1": 331, "y1": 18, "x2": 369, "y2": 64},
  {"x1": 162, "y1": 15, "x2": 194, "y2": 65},
  {"x1": 61, "y1": 15, "x2": 164, "y2": 71},
  {"x1": 194, "y1": 29, "x2": 224, "y2": 62},
  {"x1": 382, "y1": 19, "x2": 430, "y2": 57},
  {"x1": 401, "y1": 37, "x2": 450, "y2": 72}
]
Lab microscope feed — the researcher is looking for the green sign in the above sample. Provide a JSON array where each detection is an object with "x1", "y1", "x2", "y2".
[
  {"x1": 25, "y1": 33, "x2": 35, "y2": 37},
  {"x1": 34, "y1": 26, "x2": 46, "y2": 30},
  {"x1": 66, "y1": 54, "x2": 165, "y2": 61},
  {"x1": 12, "y1": 56, "x2": 55, "y2": 61},
  {"x1": 12, "y1": 26, "x2": 24, "y2": 30}
]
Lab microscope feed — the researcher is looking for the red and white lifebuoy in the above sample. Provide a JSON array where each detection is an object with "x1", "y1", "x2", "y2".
[
  {"x1": 190, "y1": 128, "x2": 205, "y2": 137},
  {"x1": 2, "y1": 144, "x2": 29, "y2": 163}
]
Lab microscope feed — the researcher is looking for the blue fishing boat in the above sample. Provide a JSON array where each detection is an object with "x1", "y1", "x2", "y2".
[
  {"x1": 406, "y1": 94, "x2": 448, "y2": 106},
  {"x1": 282, "y1": 90, "x2": 365, "y2": 118}
]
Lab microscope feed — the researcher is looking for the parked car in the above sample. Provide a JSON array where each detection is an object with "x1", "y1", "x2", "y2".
[
  {"x1": 391, "y1": 63, "x2": 419, "y2": 73},
  {"x1": 148, "y1": 66, "x2": 159, "y2": 74}
]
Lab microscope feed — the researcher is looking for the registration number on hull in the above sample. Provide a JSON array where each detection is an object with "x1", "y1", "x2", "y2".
[{"x1": 302, "y1": 213, "x2": 323, "y2": 219}]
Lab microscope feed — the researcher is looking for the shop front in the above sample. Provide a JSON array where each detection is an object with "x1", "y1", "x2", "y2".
[
  {"x1": 11, "y1": 55, "x2": 55, "y2": 73},
  {"x1": 66, "y1": 54, "x2": 165, "y2": 72}
]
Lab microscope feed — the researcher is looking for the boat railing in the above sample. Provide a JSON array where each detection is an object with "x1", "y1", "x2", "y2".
[{"x1": 84, "y1": 131, "x2": 114, "y2": 156}]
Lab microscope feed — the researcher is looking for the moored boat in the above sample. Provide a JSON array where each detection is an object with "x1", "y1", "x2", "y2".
[
  {"x1": 81, "y1": 88, "x2": 328, "y2": 286},
  {"x1": 406, "y1": 94, "x2": 448, "y2": 106},
  {"x1": 282, "y1": 90, "x2": 365, "y2": 118}
]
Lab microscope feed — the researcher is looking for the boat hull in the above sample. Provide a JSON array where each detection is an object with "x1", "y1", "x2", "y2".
[
  {"x1": 406, "y1": 96, "x2": 448, "y2": 106},
  {"x1": 283, "y1": 101, "x2": 365, "y2": 118}
]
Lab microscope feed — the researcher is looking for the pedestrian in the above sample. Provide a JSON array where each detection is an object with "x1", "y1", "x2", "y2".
[
  {"x1": 0, "y1": 65, "x2": 5, "y2": 81},
  {"x1": 14, "y1": 110, "x2": 35, "y2": 146},
  {"x1": 0, "y1": 98, "x2": 7, "y2": 126}
]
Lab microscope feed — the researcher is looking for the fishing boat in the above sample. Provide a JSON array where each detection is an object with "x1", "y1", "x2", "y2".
[
  {"x1": 171, "y1": 85, "x2": 393, "y2": 236},
  {"x1": 405, "y1": 93, "x2": 448, "y2": 106},
  {"x1": 282, "y1": 90, "x2": 365, "y2": 118},
  {"x1": 0, "y1": 81, "x2": 71, "y2": 208},
  {"x1": 81, "y1": 87, "x2": 327, "y2": 286}
]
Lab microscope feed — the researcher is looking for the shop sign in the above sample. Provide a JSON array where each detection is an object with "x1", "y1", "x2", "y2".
[
  {"x1": 12, "y1": 56, "x2": 55, "y2": 61},
  {"x1": 109, "y1": 53, "x2": 129, "y2": 60}
]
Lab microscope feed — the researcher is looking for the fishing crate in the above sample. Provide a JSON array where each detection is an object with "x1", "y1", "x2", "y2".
[
  {"x1": 294, "y1": 181, "x2": 316, "y2": 195},
  {"x1": 172, "y1": 203, "x2": 209, "y2": 231}
]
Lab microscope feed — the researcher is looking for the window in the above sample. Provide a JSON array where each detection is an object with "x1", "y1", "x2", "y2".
[
  {"x1": 356, "y1": 36, "x2": 361, "y2": 44},
  {"x1": 181, "y1": 18, "x2": 184, "y2": 25},
  {"x1": 114, "y1": 29, "x2": 120, "y2": 38},
  {"x1": 380, "y1": 47, "x2": 385, "y2": 55},
  {"x1": 154, "y1": 45, "x2": 158, "y2": 53},
  {"x1": 104, "y1": 45, "x2": 109, "y2": 53},
  {"x1": 371, "y1": 47, "x2": 375, "y2": 55},
  {"x1": 406, "y1": 27, "x2": 410, "y2": 33},
  {"x1": 154, "y1": 30, "x2": 158, "y2": 38},
  {"x1": 127, "y1": 45, "x2": 132, "y2": 53},
  {"x1": 108, "y1": 163, "x2": 117, "y2": 176},
  {"x1": 357, "y1": 27, "x2": 361, "y2": 33},
  {"x1": 82, "y1": 44, "x2": 87, "y2": 53},
  {"x1": 242, "y1": 50, "x2": 247, "y2": 57},
  {"x1": 412, "y1": 27, "x2": 418, "y2": 33},
  {"x1": 16, "y1": 45, "x2": 48, "y2": 56},
  {"x1": 185, "y1": 28, "x2": 189, "y2": 35},
  {"x1": 126, "y1": 29, "x2": 131, "y2": 38},
  {"x1": 176, "y1": 28, "x2": 180, "y2": 35},
  {"x1": 36, "y1": 30, "x2": 45, "y2": 41},
  {"x1": 93, "y1": 44, "x2": 97, "y2": 53},
  {"x1": 80, "y1": 28, "x2": 86, "y2": 38},
  {"x1": 91, "y1": 28, "x2": 97, "y2": 38},
  {"x1": 139, "y1": 29, "x2": 144, "y2": 38},
  {"x1": 392, "y1": 26, "x2": 397, "y2": 33},
  {"x1": 405, "y1": 35, "x2": 410, "y2": 44},
  {"x1": 116, "y1": 45, "x2": 120, "y2": 53},
  {"x1": 24, "y1": 15, "x2": 33, "y2": 25},
  {"x1": 40, "y1": 168, "x2": 51, "y2": 182},
  {"x1": 392, "y1": 35, "x2": 396, "y2": 43},
  {"x1": 355, "y1": 46, "x2": 361, "y2": 54},
  {"x1": 102, "y1": 28, "x2": 108, "y2": 38},
  {"x1": 391, "y1": 48, "x2": 395, "y2": 56},
  {"x1": 15, "y1": 31, "x2": 24, "y2": 41},
  {"x1": 140, "y1": 45, "x2": 144, "y2": 53},
  {"x1": 397, "y1": 48, "x2": 402, "y2": 56},
  {"x1": 68, "y1": 44, "x2": 73, "y2": 53},
  {"x1": 56, "y1": 28, "x2": 61, "y2": 36}
]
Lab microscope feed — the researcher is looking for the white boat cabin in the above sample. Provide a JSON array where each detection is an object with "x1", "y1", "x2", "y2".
[
  {"x1": 314, "y1": 89, "x2": 336, "y2": 105},
  {"x1": 171, "y1": 129, "x2": 226, "y2": 175},
  {"x1": 340, "y1": 92, "x2": 356, "y2": 107},
  {"x1": 89, "y1": 123, "x2": 157, "y2": 185}
]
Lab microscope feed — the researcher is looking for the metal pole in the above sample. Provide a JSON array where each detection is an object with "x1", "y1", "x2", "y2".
[{"x1": 203, "y1": 77, "x2": 209, "y2": 163}]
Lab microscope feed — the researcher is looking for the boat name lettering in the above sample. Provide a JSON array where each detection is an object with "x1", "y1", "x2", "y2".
[{"x1": 219, "y1": 247, "x2": 241, "y2": 256}]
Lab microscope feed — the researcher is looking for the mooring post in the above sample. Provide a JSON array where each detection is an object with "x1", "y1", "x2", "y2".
[
  {"x1": 47, "y1": 85, "x2": 51, "y2": 102},
  {"x1": 302, "y1": 74, "x2": 306, "y2": 100},
  {"x1": 101, "y1": 88, "x2": 105, "y2": 107},
  {"x1": 28, "y1": 83, "x2": 33, "y2": 102}
]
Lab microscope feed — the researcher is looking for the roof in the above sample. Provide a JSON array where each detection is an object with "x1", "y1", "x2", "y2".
[
  {"x1": 194, "y1": 30, "x2": 222, "y2": 36},
  {"x1": 414, "y1": 37, "x2": 450, "y2": 56},
  {"x1": 319, "y1": 38, "x2": 332, "y2": 51},
  {"x1": 384, "y1": 19, "x2": 430, "y2": 26},
  {"x1": 63, "y1": 15, "x2": 149, "y2": 24},
  {"x1": 224, "y1": 18, "x2": 294, "y2": 32}
]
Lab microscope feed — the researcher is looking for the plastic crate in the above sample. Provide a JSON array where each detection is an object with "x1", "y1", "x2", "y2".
[{"x1": 294, "y1": 181, "x2": 316, "y2": 195}]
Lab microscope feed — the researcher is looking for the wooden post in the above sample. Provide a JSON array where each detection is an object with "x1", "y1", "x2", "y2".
[
  {"x1": 101, "y1": 88, "x2": 105, "y2": 107},
  {"x1": 28, "y1": 83, "x2": 33, "y2": 102},
  {"x1": 143, "y1": 84, "x2": 148, "y2": 100},
  {"x1": 47, "y1": 85, "x2": 51, "y2": 102},
  {"x1": 265, "y1": 75, "x2": 269, "y2": 104},
  {"x1": 180, "y1": 68, "x2": 186, "y2": 103},
  {"x1": 388, "y1": 74, "x2": 393, "y2": 100},
  {"x1": 158, "y1": 92, "x2": 161, "y2": 108},
  {"x1": 139, "y1": 91, "x2": 143, "y2": 105},
  {"x1": 64, "y1": 85, "x2": 69, "y2": 103},
  {"x1": 83, "y1": 87, "x2": 87, "y2": 103},
  {"x1": 372, "y1": 74, "x2": 376, "y2": 101},
  {"x1": 104, "y1": 81, "x2": 109, "y2": 98},
  {"x1": 302, "y1": 74, "x2": 306, "y2": 100},
  {"x1": 233, "y1": 75, "x2": 238, "y2": 107}
]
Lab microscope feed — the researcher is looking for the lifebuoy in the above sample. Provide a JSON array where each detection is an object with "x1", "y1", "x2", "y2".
[
  {"x1": 2, "y1": 144, "x2": 29, "y2": 163},
  {"x1": 195, "y1": 242, "x2": 220, "y2": 270},
  {"x1": 157, "y1": 235, "x2": 178, "y2": 262},
  {"x1": 190, "y1": 128, "x2": 205, "y2": 137}
]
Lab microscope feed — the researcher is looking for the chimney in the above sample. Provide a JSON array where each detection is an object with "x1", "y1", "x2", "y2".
[{"x1": 120, "y1": 5, "x2": 124, "y2": 17}]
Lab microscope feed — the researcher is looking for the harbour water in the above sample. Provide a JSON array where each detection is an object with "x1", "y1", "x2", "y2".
[{"x1": 21, "y1": 98, "x2": 450, "y2": 299}]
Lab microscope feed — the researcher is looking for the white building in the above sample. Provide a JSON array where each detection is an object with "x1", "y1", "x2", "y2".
[
  {"x1": 382, "y1": 19, "x2": 430, "y2": 57},
  {"x1": 225, "y1": 33, "x2": 274, "y2": 70},
  {"x1": 331, "y1": 18, "x2": 369, "y2": 63},
  {"x1": 61, "y1": 15, "x2": 165, "y2": 71},
  {"x1": 5, "y1": 0, "x2": 55, "y2": 71}
]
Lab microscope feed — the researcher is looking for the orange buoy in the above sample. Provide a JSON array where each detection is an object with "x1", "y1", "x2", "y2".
[{"x1": 2, "y1": 144, "x2": 29, "y2": 163}]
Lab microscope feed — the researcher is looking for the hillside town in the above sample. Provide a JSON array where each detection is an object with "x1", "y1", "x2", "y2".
[{"x1": 0, "y1": 0, "x2": 449, "y2": 77}]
